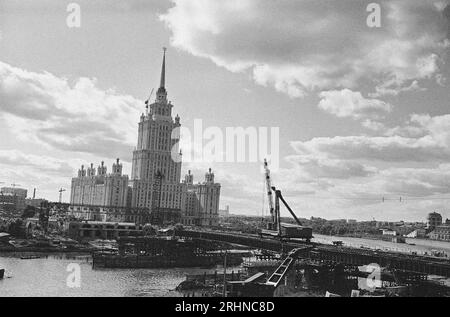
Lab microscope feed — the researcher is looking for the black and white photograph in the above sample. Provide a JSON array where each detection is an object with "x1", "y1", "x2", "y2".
[{"x1": 1, "y1": 0, "x2": 450, "y2": 303}]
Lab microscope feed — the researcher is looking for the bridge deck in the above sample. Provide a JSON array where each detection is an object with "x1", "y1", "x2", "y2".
[{"x1": 175, "y1": 229, "x2": 450, "y2": 277}]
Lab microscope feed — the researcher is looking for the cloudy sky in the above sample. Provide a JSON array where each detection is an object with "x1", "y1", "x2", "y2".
[{"x1": 0, "y1": 0, "x2": 449, "y2": 221}]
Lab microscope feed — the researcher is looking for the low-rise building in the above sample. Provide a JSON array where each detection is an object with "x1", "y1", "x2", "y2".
[
  {"x1": 405, "y1": 228, "x2": 427, "y2": 238},
  {"x1": 429, "y1": 225, "x2": 450, "y2": 241},
  {"x1": 68, "y1": 221, "x2": 143, "y2": 241},
  {"x1": 381, "y1": 228, "x2": 398, "y2": 236}
]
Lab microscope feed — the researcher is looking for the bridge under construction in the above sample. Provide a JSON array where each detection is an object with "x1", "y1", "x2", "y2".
[
  {"x1": 175, "y1": 228, "x2": 450, "y2": 278},
  {"x1": 171, "y1": 160, "x2": 450, "y2": 279}
]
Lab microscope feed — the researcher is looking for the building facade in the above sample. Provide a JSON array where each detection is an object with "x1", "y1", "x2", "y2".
[
  {"x1": 68, "y1": 221, "x2": 143, "y2": 241},
  {"x1": 0, "y1": 187, "x2": 27, "y2": 213},
  {"x1": 25, "y1": 198, "x2": 48, "y2": 209},
  {"x1": 427, "y1": 212, "x2": 442, "y2": 230},
  {"x1": 181, "y1": 169, "x2": 221, "y2": 227},
  {"x1": 405, "y1": 228, "x2": 427, "y2": 238},
  {"x1": 429, "y1": 225, "x2": 450, "y2": 241},
  {"x1": 70, "y1": 159, "x2": 129, "y2": 208},
  {"x1": 219, "y1": 205, "x2": 230, "y2": 217}
]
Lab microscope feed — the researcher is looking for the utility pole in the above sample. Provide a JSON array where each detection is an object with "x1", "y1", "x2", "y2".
[{"x1": 222, "y1": 250, "x2": 227, "y2": 297}]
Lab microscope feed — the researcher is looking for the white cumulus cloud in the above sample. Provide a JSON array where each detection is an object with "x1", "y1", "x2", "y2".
[
  {"x1": 161, "y1": 0, "x2": 450, "y2": 98},
  {"x1": 318, "y1": 89, "x2": 392, "y2": 120},
  {"x1": 0, "y1": 61, "x2": 142, "y2": 161}
]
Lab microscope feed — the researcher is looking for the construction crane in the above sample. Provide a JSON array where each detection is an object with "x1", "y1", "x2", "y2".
[
  {"x1": 260, "y1": 159, "x2": 313, "y2": 242},
  {"x1": 58, "y1": 188, "x2": 66, "y2": 203},
  {"x1": 263, "y1": 159, "x2": 276, "y2": 230},
  {"x1": 144, "y1": 88, "x2": 154, "y2": 115}
]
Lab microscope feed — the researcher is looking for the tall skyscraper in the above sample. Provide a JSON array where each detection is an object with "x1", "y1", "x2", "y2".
[
  {"x1": 130, "y1": 49, "x2": 184, "y2": 223},
  {"x1": 67, "y1": 49, "x2": 221, "y2": 226}
]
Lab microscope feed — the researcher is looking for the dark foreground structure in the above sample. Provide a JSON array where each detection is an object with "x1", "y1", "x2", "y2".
[{"x1": 92, "y1": 236, "x2": 243, "y2": 268}]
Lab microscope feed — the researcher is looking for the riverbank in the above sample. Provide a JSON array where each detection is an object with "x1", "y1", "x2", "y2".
[
  {"x1": 312, "y1": 233, "x2": 450, "y2": 257},
  {"x1": 0, "y1": 245, "x2": 94, "y2": 254}
]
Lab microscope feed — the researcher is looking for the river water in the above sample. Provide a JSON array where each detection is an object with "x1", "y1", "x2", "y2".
[{"x1": 0, "y1": 254, "x2": 218, "y2": 297}]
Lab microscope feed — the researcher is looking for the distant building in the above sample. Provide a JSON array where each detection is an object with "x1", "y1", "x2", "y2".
[
  {"x1": 405, "y1": 228, "x2": 427, "y2": 239},
  {"x1": 381, "y1": 228, "x2": 397, "y2": 236},
  {"x1": 429, "y1": 225, "x2": 450, "y2": 241},
  {"x1": 25, "y1": 198, "x2": 48, "y2": 209},
  {"x1": 376, "y1": 221, "x2": 395, "y2": 228},
  {"x1": 1, "y1": 187, "x2": 27, "y2": 198},
  {"x1": 0, "y1": 193, "x2": 23, "y2": 215},
  {"x1": 180, "y1": 169, "x2": 221, "y2": 227},
  {"x1": 0, "y1": 187, "x2": 27, "y2": 213},
  {"x1": 70, "y1": 159, "x2": 129, "y2": 208},
  {"x1": 427, "y1": 212, "x2": 442, "y2": 230},
  {"x1": 219, "y1": 205, "x2": 230, "y2": 217}
]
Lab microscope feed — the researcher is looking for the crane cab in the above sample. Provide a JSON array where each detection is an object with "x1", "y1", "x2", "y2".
[{"x1": 280, "y1": 223, "x2": 312, "y2": 241}]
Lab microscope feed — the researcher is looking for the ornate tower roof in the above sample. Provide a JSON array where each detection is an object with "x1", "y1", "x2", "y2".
[{"x1": 157, "y1": 47, "x2": 167, "y2": 100}]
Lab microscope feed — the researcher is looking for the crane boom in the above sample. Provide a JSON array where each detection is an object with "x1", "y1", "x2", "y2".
[{"x1": 274, "y1": 188, "x2": 302, "y2": 226}]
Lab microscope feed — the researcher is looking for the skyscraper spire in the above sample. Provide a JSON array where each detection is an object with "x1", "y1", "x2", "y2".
[{"x1": 160, "y1": 47, "x2": 166, "y2": 89}]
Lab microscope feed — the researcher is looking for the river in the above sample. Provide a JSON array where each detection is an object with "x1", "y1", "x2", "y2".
[{"x1": 0, "y1": 254, "x2": 223, "y2": 297}]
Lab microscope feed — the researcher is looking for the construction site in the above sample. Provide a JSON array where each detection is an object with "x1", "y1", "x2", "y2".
[{"x1": 88, "y1": 160, "x2": 450, "y2": 297}]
